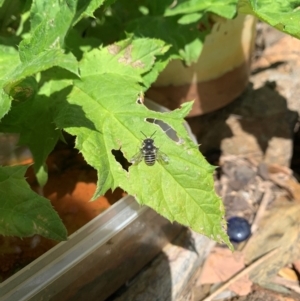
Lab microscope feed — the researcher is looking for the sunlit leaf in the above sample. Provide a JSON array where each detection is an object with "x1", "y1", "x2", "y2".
[{"x1": 54, "y1": 39, "x2": 231, "y2": 246}]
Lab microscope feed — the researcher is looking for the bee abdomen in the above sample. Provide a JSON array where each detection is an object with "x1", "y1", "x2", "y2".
[{"x1": 144, "y1": 153, "x2": 156, "y2": 166}]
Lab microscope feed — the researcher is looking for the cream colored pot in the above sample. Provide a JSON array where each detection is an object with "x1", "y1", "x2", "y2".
[{"x1": 147, "y1": 14, "x2": 257, "y2": 116}]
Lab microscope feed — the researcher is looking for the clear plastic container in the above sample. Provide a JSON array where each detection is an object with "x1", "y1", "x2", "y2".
[{"x1": 0, "y1": 195, "x2": 183, "y2": 301}]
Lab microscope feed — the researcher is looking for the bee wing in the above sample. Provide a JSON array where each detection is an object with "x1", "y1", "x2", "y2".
[
  {"x1": 130, "y1": 151, "x2": 143, "y2": 165},
  {"x1": 157, "y1": 150, "x2": 169, "y2": 164}
]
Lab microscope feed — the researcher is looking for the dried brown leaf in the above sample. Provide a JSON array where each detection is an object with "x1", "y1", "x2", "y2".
[{"x1": 199, "y1": 247, "x2": 252, "y2": 296}]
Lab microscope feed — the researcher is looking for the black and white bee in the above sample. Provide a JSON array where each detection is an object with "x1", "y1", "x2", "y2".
[{"x1": 130, "y1": 131, "x2": 169, "y2": 166}]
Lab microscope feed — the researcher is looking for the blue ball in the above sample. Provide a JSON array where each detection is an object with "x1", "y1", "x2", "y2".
[{"x1": 227, "y1": 217, "x2": 251, "y2": 243}]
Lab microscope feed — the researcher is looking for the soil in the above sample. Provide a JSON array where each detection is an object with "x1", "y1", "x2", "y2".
[{"x1": 0, "y1": 138, "x2": 125, "y2": 282}]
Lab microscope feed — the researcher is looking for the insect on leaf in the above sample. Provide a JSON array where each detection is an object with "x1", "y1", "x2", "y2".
[{"x1": 54, "y1": 38, "x2": 231, "y2": 247}]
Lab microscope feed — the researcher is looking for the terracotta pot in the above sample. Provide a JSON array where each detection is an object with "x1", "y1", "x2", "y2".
[{"x1": 147, "y1": 14, "x2": 257, "y2": 116}]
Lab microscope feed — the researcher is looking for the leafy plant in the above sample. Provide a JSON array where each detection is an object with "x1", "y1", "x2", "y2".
[{"x1": 0, "y1": 0, "x2": 298, "y2": 246}]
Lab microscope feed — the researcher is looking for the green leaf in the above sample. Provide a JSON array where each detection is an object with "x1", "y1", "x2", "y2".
[
  {"x1": 9, "y1": 76, "x2": 38, "y2": 103},
  {"x1": 178, "y1": 12, "x2": 203, "y2": 24},
  {"x1": 65, "y1": 28, "x2": 102, "y2": 60},
  {"x1": 0, "y1": 90, "x2": 11, "y2": 120},
  {"x1": 55, "y1": 38, "x2": 167, "y2": 192},
  {"x1": 3, "y1": 49, "x2": 79, "y2": 94},
  {"x1": 82, "y1": 0, "x2": 105, "y2": 17},
  {"x1": 142, "y1": 55, "x2": 170, "y2": 89},
  {"x1": 0, "y1": 80, "x2": 68, "y2": 186},
  {"x1": 74, "y1": 0, "x2": 106, "y2": 23},
  {"x1": 54, "y1": 39, "x2": 231, "y2": 247},
  {"x1": 93, "y1": 0, "x2": 236, "y2": 65},
  {"x1": 0, "y1": 44, "x2": 20, "y2": 120},
  {"x1": 0, "y1": 0, "x2": 26, "y2": 34},
  {"x1": 126, "y1": 126, "x2": 229, "y2": 245},
  {"x1": 0, "y1": 44, "x2": 20, "y2": 78},
  {"x1": 19, "y1": 0, "x2": 77, "y2": 61},
  {"x1": 126, "y1": 16, "x2": 205, "y2": 65},
  {"x1": 0, "y1": 165, "x2": 67, "y2": 240},
  {"x1": 0, "y1": 48, "x2": 78, "y2": 121},
  {"x1": 238, "y1": 0, "x2": 300, "y2": 39},
  {"x1": 165, "y1": 0, "x2": 238, "y2": 19}
]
